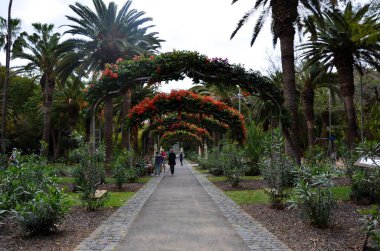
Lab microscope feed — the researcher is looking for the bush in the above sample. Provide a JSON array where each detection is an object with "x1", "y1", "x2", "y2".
[
  {"x1": 350, "y1": 141, "x2": 380, "y2": 204},
  {"x1": 291, "y1": 165, "x2": 337, "y2": 228},
  {"x1": 198, "y1": 150, "x2": 224, "y2": 175},
  {"x1": 0, "y1": 152, "x2": 68, "y2": 234},
  {"x1": 220, "y1": 144, "x2": 247, "y2": 187},
  {"x1": 360, "y1": 205, "x2": 380, "y2": 250},
  {"x1": 244, "y1": 122, "x2": 267, "y2": 175},
  {"x1": 13, "y1": 188, "x2": 68, "y2": 235},
  {"x1": 70, "y1": 133, "x2": 108, "y2": 210},
  {"x1": 258, "y1": 132, "x2": 294, "y2": 209}
]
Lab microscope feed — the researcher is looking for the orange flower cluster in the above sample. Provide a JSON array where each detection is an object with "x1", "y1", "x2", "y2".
[{"x1": 102, "y1": 68, "x2": 118, "y2": 79}]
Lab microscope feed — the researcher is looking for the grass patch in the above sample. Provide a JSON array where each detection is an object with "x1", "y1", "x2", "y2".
[
  {"x1": 193, "y1": 165, "x2": 209, "y2": 174},
  {"x1": 332, "y1": 186, "x2": 351, "y2": 201},
  {"x1": 207, "y1": 175, "x2": 263, "y2": 183},
  {"x1": 225, "y1": 186, "x2": 352, "y2": 206},
  {"x1": 57, "y1": 176, "x2": 75, "y2": 184},
  {"x1": 137, "y1": 176, "x2": 152, "y2": 183},
  {"x1": 225, "y1": 189, "x2": 268, "y2": 205},
  {"x1": 66, "y1": 192, "x2": 135, "y2": 208}
]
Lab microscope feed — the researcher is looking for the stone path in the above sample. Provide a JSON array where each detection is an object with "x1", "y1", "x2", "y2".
[{"x1": 75, "y1": 160, "x2": 291, "y2": 251}]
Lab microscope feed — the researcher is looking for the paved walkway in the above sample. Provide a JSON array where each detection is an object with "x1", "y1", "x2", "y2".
[
  {"x1": 115, "y1": 161, "x2": 249, "y2": 251},
  {"x1": 75, "y1": 160, "x2": 290, "y2": 251}
]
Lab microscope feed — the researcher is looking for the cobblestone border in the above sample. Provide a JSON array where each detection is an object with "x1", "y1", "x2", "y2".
[
  {"x1": 189, "y1": 164, "x2": 292, "y2": 251},
  {"x1": 75, "y1": 174, "x2": 165, "y2": 251}
]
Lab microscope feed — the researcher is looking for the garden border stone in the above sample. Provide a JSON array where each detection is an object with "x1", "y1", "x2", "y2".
[
  {"x1": 74, "y1": 174, "x2": 164, "y2": 251},
  {"x1": 189, "y1": 164, "x2": 292, "y2": 251}
]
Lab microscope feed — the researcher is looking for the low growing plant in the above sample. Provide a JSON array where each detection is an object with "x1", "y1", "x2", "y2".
[
  {"x1": 221, "y1": 144, "x2": 247, "y2": 187},
  {"x1": 359, "y1": 205, "x2": 380, "y2": 250},
  {"x1": 291, "y1": 165, "x2": 337, "y2": 228}
]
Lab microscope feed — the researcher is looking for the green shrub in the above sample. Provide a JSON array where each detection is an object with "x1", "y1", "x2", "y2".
[
  {"x1": 70, "y1": 133, "x2": 108, "y2": 210},
  {"x1": 244, "y1": 122, "x2": 267, "y2": 175},
  {"x1": 221, "y1": 144, "x2": 247, "y2": 187},
  {"x1": 258, "y1": 131, "x2": 294, "y2": 209},
  {"x1": 126, "y1": 168, "x2": 138, "y2": 183},
  {"x1": 13, "y1": 188, "x2": 68, "y2": 235},
  {"x1": 360, "y1": 205, "x2": 380, "y2": 250},
  {"x1": 291, "y1": 165, "x2": 337, "y2": 228}
]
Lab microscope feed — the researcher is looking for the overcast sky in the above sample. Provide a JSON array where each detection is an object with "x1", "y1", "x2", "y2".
[{"x1": 0, "y1": 0, "x2": 280, "y2": 92}]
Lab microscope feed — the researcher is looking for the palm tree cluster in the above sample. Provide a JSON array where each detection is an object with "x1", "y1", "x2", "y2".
[
  {"x1": 0, "y1": 0, "x2": 379, "y2": 162},
  {"x1": 230, "y1": 0, "x2": 380, "y2": 158},
  {"x1": 0, "y1": 0, "x2": 163, "y2": 159}
]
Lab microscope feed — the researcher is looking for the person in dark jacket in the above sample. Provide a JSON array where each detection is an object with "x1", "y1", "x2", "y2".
[
  {"x1": 179, "y1": 152, "x2": 184, "y2": 166},
  {"x1": 168, "y1": 149, "x2": 176, "y2": 176},
  {"x1": 154, "y1": 151, "x2": 163, "y2": 175}
]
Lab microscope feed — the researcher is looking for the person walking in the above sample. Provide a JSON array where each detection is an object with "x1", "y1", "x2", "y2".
[
  {"x1": 161, "y1": 149, "x2": 167, "y2": 173},
  {"x1": 154, "y1": 151, "x2": 163, "y2": 176},
  {"x1": 168, "y1": 149, "x2": 176, "y2": 176},
  {"x1": 179, "y1": 152, "x2": 184, "y2": 166}
]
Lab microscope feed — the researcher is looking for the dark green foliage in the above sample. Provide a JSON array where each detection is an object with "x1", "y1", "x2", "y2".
[
  {"x1": 291, "y1": 164, "x2": 338, "y2": 228},
  {"x1": 359, "y1": 205, "x2": 380, "y2": 250},
  {"x1": 13, "y1": 187, "x2": 68, "y2": 235},
  {"x1": 0, "y1": 153, "x2": 68, "y2": 234},
  {"x1": 69, "y1": 132, "x2": 108, "y2": 210},
  {"x1": 198, "y1": 150, "x2": 224, "y2": 176},
  {"x1": 243, "y1": 122, "x2": 267, "y2": 175},
  {"x1": 112, "y1": 150, "x2": 134, "y2": 188},
  {"x1": 259, "y1": 131, "x2": 295, "y2": 209},
  {"x1": 221, "y1": 144, "x2": 247, "y2": 187}
]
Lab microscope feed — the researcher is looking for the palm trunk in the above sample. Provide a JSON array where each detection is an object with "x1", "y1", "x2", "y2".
[
  {"x1": 1, "y1": 0, "x2": 13, "y2": 153},
  {"x1": 104, "y1": 96, "x2": 113, "y2": 162},
  {"x1": 302, "y1": 85, "x2": 315, "y2": 147},
  {"x1": 335, "y1": 59, "x2": 359, "y2": 149},
  {"x1": 121, "y1": 88, "x2": 132, "y2": 148},
  {"x1": 279, "y1": 34, "x2": 301, "y2": 164},
  {"x1": 42, "y1": 75, "x2": 55, "y2": 149},
  {"x1": 133, "y1": 126, "x2": 138, "y2": 153}
]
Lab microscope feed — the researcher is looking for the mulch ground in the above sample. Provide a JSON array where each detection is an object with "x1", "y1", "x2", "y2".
[
  {"x1": 0, "y1": 207, "x2": 116, "y2": 251},
  {"x1": 212, "y1": 176, "x2": 351, "y2": 191},
  {"x1": 242, "y1": 202, "x2": 369, "y2": 251}
]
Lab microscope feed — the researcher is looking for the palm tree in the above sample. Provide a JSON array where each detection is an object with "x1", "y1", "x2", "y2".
[
  {"x1": 13, "y1": 23, "x2": 73, "y2": 151},
  {"x1": 65, "y1": 0, "x2": 163, "y2": 161},
  {"x1": 0, "y1": 0, "x2": 18, "y2": 152},
  {"x1": 298, "y1": 62, "x2": 339, "y2": 147},
  {"x1": 230, "y1": 0, "x2": 345, "y2": 163},
  {"x1": 299, "y1": 2, "x2": 380, "y2": 149}
]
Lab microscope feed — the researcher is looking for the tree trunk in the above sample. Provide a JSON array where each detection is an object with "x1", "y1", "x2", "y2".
[
  {"x1": 272, "y1": 0, "x2": 301, "y2": 164},
  {"x1": 133, "y1": 126, "x2": 138, "y2": 153},
  {"x1": 42, "y1": 75, "x2": 55, "y2": 149},
  {"x1": 279, "y1": 35, "x2": 301, "y2": 164},
  {"x1": 302, "y1": 84, "x2": 315, "y2": 147},
  {"x1": 121, "y1": 88, "x2": 132, "y2": 148},
  {"x1": 1, "y1": 0, "x2": 13, "y2": 153},
  {"x1": 104, "y1": 96, "x2": 113, "y2": 162},
  {"x1": 335, "y1": 59, "x2": 359, "y2": 149}
]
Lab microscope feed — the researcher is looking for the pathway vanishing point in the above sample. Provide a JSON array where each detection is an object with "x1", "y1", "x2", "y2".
[{"x1": 75, "y1": 160, "x2": 291, "y2": 251}]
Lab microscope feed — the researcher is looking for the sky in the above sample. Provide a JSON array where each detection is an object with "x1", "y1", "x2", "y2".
[{"x1": 0, "y1": 0, "x2": 281, "y2": 92}]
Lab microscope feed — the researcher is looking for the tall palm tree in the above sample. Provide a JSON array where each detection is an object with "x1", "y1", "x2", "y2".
[
  {"x1": 13, "y1": 23, "x2": 73, "y2": 151},
  {"x1": 299, "y1": 2, "x2": 380, "y2": 149},
  {"x1": 230, "y1": 0, "x2": 343, "y2": 163},
  {"x1": 65, "y1": 0, "x2": 163, "y2": 161},
  {"x1": 298, "y1": 62, "x2": 339, "y2": 147},
  {"x1": 0, "y1": 0, "x2": 18, "y2": 152}
]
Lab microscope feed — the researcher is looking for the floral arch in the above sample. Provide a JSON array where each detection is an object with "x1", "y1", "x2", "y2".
[
  {"x1": 141, "y1": 113, "x2": 228, "y2": 139},
  {"x1": 143, "y1": 121, "x2": 211, "y2": 140},
  {"x1": 128, "y1": 90, "x2": 246, "y2": 143},
  {"x1": 87, "y1": 50, "x2": 284, "y2": 112},
  {"x1": 160, "y1": 131, "x2": 202, "y2": 149}
]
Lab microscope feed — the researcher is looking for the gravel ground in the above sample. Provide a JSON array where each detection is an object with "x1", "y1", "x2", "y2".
[
  {"x1": 0, "y1": 207, "x2": 116, "y2": 251},
  {"x1": 242, "y1": 202, "x2": 369, "y2": 251}
]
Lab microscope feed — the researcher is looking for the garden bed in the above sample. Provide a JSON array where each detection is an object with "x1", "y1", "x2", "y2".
[
  {"x1": 0, "y1": 207, "x2": 116, "y2": 251},
  {"x1": 242, "y1": 202, "x2": 369, "y2": 251}
]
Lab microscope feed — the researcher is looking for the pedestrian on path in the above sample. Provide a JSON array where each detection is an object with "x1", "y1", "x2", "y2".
[
  {"x1": 168, "y1": 149, "x2": 176, "y2": 176},
  {"x1": 160, "y1": 149, "x2": 167, "y2": 173},
  {"x1": 179, "y1": 152, "x2": 184, "y2": 166},
  {"x1": 154, "y1": 151, "x2": 163, "y2": 175}
]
